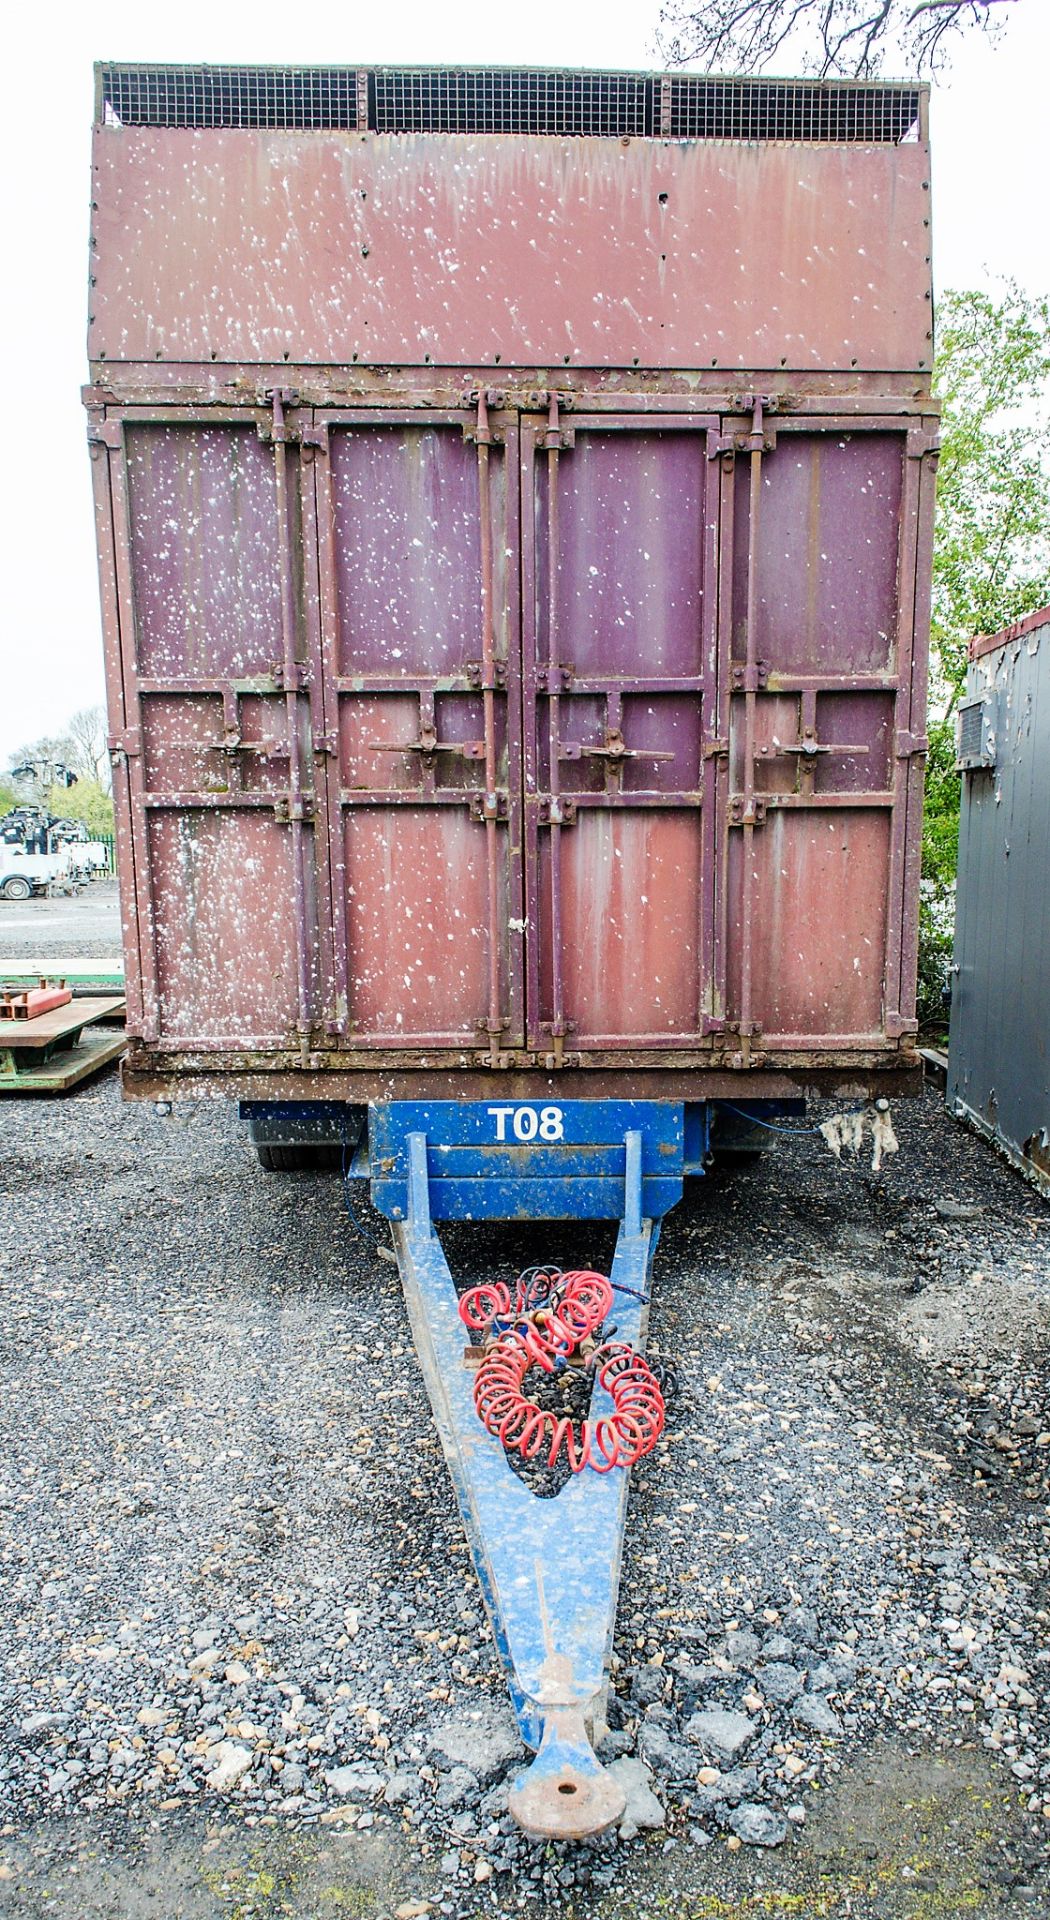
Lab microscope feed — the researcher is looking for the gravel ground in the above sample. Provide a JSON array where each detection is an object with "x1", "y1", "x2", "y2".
[
  {"x1": 1, "y1": 1069, "x2": 1049, "y2": 1918},
  {"x1": 0, "y1": 880, "x2": 122, "y2": 964}
]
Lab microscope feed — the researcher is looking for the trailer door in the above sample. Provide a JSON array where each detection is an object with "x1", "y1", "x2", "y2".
[
  {"x1": 521, "y1": 411, "x2": 720, "y2": 1057},
  {"x1": 717, "y1": 416, "x2": 931, "y2": 1052},
  {"x1": 310, "y1": 406, "x2": 524, "y2": 1053},
  {"x1": 106, "y1": 408, "x2": 332, "y2": 1050}
]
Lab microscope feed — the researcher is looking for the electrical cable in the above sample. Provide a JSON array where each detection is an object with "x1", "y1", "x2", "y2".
[
  {"x1": 720, "y1": 1101, "x2": 868, "y2": 1137},
  {"x1": 341, "y1": 1141, "x2": 397, "y2": 1262}
]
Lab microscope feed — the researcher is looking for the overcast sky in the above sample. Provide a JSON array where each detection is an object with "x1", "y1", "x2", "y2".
[{"x1": 1, "y1": 0, "x2": 1047, "y2": 767}]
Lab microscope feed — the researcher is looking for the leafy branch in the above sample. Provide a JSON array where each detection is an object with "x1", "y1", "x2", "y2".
[{"x1": 918, "y1": 283, "x2": 1050, "y2": 1025}]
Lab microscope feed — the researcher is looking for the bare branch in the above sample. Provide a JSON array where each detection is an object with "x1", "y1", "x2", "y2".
[{"x1": 657, "y1": 0, "x2": 1016, "y2": 79}]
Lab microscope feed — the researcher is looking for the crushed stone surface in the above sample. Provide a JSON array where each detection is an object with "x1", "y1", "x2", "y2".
[
  {"x1": 0, "y1": 1072, "x2": 1049, "y2": 1917},
  {"x1": 0, "y1": 881, "x2": 122, "y2": 964}
]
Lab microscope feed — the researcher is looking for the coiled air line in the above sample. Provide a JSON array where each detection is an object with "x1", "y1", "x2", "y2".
[{"x1": 458, "y1": 1267, "x2": 666, "y2": 1474}]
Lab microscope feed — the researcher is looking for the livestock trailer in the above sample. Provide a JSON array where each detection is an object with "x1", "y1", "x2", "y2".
[
  {"x1": 949, "y1": 606, "x2": 1050, "y2": 1197},
  {"x1": 86, "y1": 61, "x2": 936, "y2": 1836}
]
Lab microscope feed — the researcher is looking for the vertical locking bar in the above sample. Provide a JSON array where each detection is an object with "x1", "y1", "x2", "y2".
[
  {"x1": 738, "y1": 400, "x2": 765, "y2": 1061},
  {"x1": 545, "y1": 394, "x2": 567, "y2": 1065},
  {"x1": 310, "y1": 418, "x2": 350, "y2": 1037},
  {"x1": 89, "y1": 412, "x2": 150, "y2": 1041},
  {"x1": 885, "y1": 425, "x2": 934, "y2": 1036},
  {"x1": 702, "y1": 428, "x2": 726, "y2": 1035},
  {"x1": 271, "y1": 389, "x2": 313, "y2": 1064},
  {"x1": 103, "y1": 417, "x2": 164, "y2": 1043},
  {"x1": 475, "y1": 390, "x2": 504, "y2": 1066}
]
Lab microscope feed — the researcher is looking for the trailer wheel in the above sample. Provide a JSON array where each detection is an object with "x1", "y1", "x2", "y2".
[
  {"x1": 708, "y1": 1111, "x2": 769, "y2": 1165},
  {"x1": 0, "y1": 876, "x2": 33, "y2": 901},
  {"x1": 255, "y1": 1143, "x2": 344, "y2": 1172}
]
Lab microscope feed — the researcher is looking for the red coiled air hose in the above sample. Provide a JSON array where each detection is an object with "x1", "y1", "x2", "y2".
[{"x1": 458, "y1": 1268, "x2": 665, "y2": 1475}]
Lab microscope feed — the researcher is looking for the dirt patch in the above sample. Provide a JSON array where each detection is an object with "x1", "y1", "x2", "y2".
[{"x1": 1, "y1": 1744, "x2": 1046, "y2": 1919}]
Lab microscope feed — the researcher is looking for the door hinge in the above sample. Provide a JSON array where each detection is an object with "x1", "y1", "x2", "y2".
[
  {"x1": 731, "y1": 662, "x2": 769, "y2": 692},
  {"x1": 274, "y1": 794, "x2": 315, "y2": 823},
  {"x1": 538, "y1": 664, "x2": 572, "y2": 694},
  {"x1": 536, "y1": 796, "x2": 577, "y2": 826},
  {"x1": 906, "y1": 430, "x2": 940, "y2": 460},
  {"x1": 468, "y1": 791, "x2": 509, "y2": 822},
  {"x1": 108, "y1": 728, "x2": 142, "y2": 761},
  {"x1": 885, "y1": 1012, "x2": 920, "y2": 1037},
  {"x1": 729, "y1": 796, "x2": 767, "y2": 826},
  {"x1": 465, "y1": 660, "x2": 508, "y2": 691},
  {"x1": 896, "y1": 732, "x2": 929, "y2": 759},
  {"x1": 87, "y1": 417, "x2": 124, "y2": 450}
]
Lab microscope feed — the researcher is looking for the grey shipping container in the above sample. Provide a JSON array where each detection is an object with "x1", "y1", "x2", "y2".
[{"x1": 949, "y1": 605, "x2": 1050, "y2": 1195}]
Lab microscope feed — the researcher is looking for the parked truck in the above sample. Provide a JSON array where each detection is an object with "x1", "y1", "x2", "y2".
[
  {"x1": 0, "y1": 849, "x2": 76, "y2": 901},
  {"x1": 86, "y1": 62, "x2": 936, "y2": 1836}
]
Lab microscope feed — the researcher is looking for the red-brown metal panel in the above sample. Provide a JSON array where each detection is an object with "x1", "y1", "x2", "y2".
[
  {"x1": 520, "y1": 413, "x2": 718, "y2": 1053},
  {"x1": 720, "y1": 417, "x2": 933, "y2": 1051},
  {"x1": 101, "y1": 407, "x2": 333, "y2": 1051},
  {"x1": 89, "y1": 131, "x2": 933, "y2": 374},
  {"x1": 86, "y1": 75, "x2": 936, "y2": 1093},
  {"x1": 314, "y1": 408, "x2": 524, "y2": 1053}
]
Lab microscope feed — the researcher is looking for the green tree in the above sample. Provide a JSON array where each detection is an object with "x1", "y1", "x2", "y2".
[
  {"x1": 46, "y1": 778, "x2": 114, "y2": 838},
  {"x1": 4, "y1": 709, "x2": 114, "y2": 836},
  {"x1": 918, "y1": 284, "x2": 1050, "y2": 1026}
]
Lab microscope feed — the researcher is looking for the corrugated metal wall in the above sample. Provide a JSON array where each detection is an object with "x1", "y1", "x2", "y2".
[{"x1": 949, "y1": 608, "x2": 1050, "y2": 1194}]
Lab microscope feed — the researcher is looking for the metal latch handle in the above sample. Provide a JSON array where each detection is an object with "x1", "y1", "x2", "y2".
[
  {"x1": 563, "y1": 729, "x2": 674, "y2": 764},
  {"x1": 370, "y1": 734, "x2": 485, "y2": 760}
]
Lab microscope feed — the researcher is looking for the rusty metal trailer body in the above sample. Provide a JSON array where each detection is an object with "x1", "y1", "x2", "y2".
[
  {"x1": 949, "y1": 607, "x2": 1050, "y2": 1197},
  {"x1": 87, "y1": 64, "x2": 935, "y2": 1110},
  {"x1": 86, "y1": 63, "x2": 936, "y2": 1836}
]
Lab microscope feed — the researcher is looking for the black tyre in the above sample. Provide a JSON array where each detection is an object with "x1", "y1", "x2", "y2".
[
  {"x1": 0, "y1": 876, "x2": 33, "y2": 901},
  {"x1": 255, "y1": 1142, "x2": 344, "y2": 1172},
  {"x1": 708, "y1": 1110, "x2": 769, "y2": 1165}
]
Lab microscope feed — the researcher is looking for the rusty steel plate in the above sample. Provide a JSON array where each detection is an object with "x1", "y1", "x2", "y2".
[{"x1": 90, "y1": 131, "x2": 932, "y2": 373}]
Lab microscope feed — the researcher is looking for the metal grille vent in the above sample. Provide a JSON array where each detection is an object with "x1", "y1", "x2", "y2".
[
  {"x1": 99, "y1": 65, "x2": 360, "y2": 130},
  {"x1": 957, "y1": 695, "x2": 997, "y2": 772},
  {"x1": 370, "y1": 68, "x2": 648, "y2": 135},
  {"x1": 667, "y1": 77, "x2": 920, "y2": 143},
  {"x1": 97, "y1": 64, "x2": 922, "y2": 144}
]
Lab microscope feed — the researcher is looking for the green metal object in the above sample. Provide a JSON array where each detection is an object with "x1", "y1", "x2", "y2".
[
  {"x1": 0, "y1": 994, "x2": 126, "y2": 1094},
  {"x1": 0, "y1": 1028, "x2": 126, "y2": 1093},
  {"x1": 1, "y1": 960, "x2": 125, "y2": 996}
]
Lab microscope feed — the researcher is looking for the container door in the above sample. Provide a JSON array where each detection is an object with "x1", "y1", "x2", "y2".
[
  {"x1": 309, "y1": 406, "x2": 523, "y2": 1053},
  {"x1": 718, "y1": 414, "x2": 933, "y2": 1053},
  {"x1": 103, "y1": 405, "x2": 332, "y2": 1050},
  {"x1": 521, "y1": 410, "x2": 721, "y2": 1057}
]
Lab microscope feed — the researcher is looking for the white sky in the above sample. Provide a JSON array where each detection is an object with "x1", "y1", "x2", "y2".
[{"x1": 0, "y1": 0, "x2": 1047, "y2": 766}]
